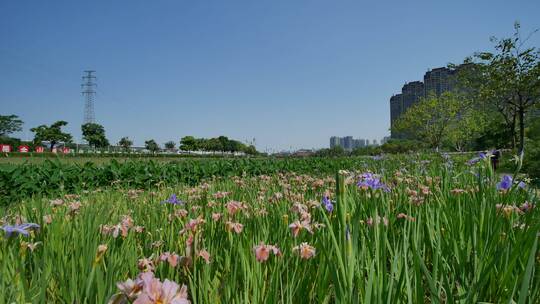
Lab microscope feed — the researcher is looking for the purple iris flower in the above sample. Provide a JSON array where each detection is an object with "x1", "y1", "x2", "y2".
[
  {"x1": 517, "y1": 181, "x2": 526, "y2": 189},
  {"x1": 161, "y1": 194, "x2": 184, "y2": 205},
  {"x1": 321, "y1": 196, "x2": 334, "y2": 213},
  {"x1": 467, "y1": 157, "x2": 481, "y2": 166},
  {"x1": 357, "y1": 173, "x2": 390, "y2": 192},
  {"x1": 1, "y1": 223, "x2": 40, "y2": 237},
  {"x1": 467, "y1": 152, "x2": 489, "y2": 166},
  {"x1": 496, "y1": 175, "x2": 513, "y2": 191},
  {"x1": 371, "y1": 155, "x2": 385, "y2": 161}
]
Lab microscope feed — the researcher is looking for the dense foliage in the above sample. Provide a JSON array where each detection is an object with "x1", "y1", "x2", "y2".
[
  {"x1": 392, "y1": 23, "x2": 540, "y2": 154},
  {"x1": 0, "y1": 114, "x2": 23, "y2": 137},
  {"x1": 1, "y1": 154, "x2": 538, "y2": 303},
  {"x1": 30, "y1": 121, "x2": 73, "y2": 151},
  {"x1": 0, "y1": 157, "x2": 395, "y2": 206},
  {"x1": 180, "y1": 136, "x2": 258, "y2": 155},
  {"x1": 82, "y1": 123, "x2": 110, "y2": 148}
]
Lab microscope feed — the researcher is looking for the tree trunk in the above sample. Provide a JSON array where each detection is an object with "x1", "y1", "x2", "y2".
[
  {"x1": 510, "y1": 112, "x2": 517, "y2": 149},
  {"x1": 519, "y1": 107, "x2": 525, "y2": 156},
  {"x1": 50, "y1": 141, "x2": 56, "y2": 151}
]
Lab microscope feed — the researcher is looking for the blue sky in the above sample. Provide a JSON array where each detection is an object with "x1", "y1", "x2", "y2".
[{"x1": 1, "y1": 1, "x2": 539, "y2": 152}]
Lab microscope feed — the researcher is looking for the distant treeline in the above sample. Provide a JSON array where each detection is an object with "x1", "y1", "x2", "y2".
[{"x1": 179, "y1": 136, "x2": 257, "y2": 154}]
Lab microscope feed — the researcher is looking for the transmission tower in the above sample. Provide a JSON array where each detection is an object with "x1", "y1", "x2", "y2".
[{"x1": 81, "y1": 70, "x2": 97, "y2": 124}]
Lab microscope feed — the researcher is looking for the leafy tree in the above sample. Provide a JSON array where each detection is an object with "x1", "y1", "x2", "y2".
[
  {"x1": 180, "y1": 136, "x2": 198, "y2": 151},
  {"x1": 471, "y1": 118, "x2": 513, "y2": 151},
  {"x1": 30, "y1": 121, "x2": 73, "y2": 151},
  {"x1": 464, "y1": 22, "x2": 540, "y2": 155},
  {"x1": 81, "y1": 123, "x2": 109, "y2": 148},
  {"x1": 446, "y1": 105, "x2": 489, "y2": 151},
  {"x1": 0, "y1": 114, "x2": 23, "y2": 137},
  {"x1": 243, "y1": 145, "x2": 258, "y2": 155},
  {"x1": 392, "y1": 92, "x2": 477, "y2": 148},
  {"x1": 218, "y1": 136, "x2": 232, "y2": 152},
  {"x1": 180, "y1": 135, "x2": 258, "y2": 154},
  {"x1": 164, "y1": 141, "x2": 176, "y2": 151},
  {"x1": 118, "y1": 137, "x2": 133, "y2": 152},
  {"x1": 145, "y1": 139, "x2": 159, "y2": 153}
]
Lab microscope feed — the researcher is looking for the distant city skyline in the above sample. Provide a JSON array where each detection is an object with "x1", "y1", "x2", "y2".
[
  {"x1": 1, "y1": 1, "x2": 539, "y2": 151},
  {"x1": 330, "y1": 136, "x2": 388, "y2": 151}
]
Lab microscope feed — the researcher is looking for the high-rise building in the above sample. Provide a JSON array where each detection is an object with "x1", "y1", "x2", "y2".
[
  {"x1": 390, "y1": 94, "x2": 403, "y2": 131},
  {"x1": 330, "y1": 136, "x2": 340, "y2": 148},
  {"x1": 424, "y1": 67, "x2": 456, "y2": 96},
  {"x1": 353, "y1": 139, "x2": 365, "y2": 149},
  {"x1": 343, "y1": 136, "x2": 353, "y2": 151},
  {"x1": 329, "y1": 137, "x2": 373, "y2": 150},
  {"x1": 402, "y1": 81, "x2": 424, "y2": 110},
  {"x1": 390, "y1": 66, "x2": 459, "y2": 138}
]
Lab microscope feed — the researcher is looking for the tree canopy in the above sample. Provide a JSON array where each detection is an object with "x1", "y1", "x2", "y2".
[
  {"x1": 118, "y1": 137, "x2": 133, "y2": 151},
  {"x1": 391, "y1": 92, "x2": 483, "y2": 150},
  {"x1": 179, "y1": 136, "x2": 258, "y2": 155},
  {"x1": 145, "y1": 139, "x2": 159, "y2": 153},
  {"x1": 460, "y1": 22, "x2": 540, "y2": 155},
  {"x1": 0, "y1": 114, "x2": 23, "y2": 137},
  {"x1": 164, "y1": 141, "x2": 176, "y2": 150},
  {"x1": 30, "y1": 121, "x2": 72, "y2": 151},
  {"x1": 81, "y1": 123, "x2": 109, "y2": 148}
]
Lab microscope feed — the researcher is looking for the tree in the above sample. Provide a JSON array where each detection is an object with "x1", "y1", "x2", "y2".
[
  {"x1": 465, "y1": 22, "x2": 540, "y2": 156},
  {"x1": 243, "y1": 144, "x2": 258, "y2": 155},
  {"x1": 81, "y1": 123, "x2": 109, "y2": 148},
  {"x1": 30, "y1": 121, "x2": 73, "y2": 151},
  {"x1": 179, "y1": 136, "x2": 197, "y2": 151},
  {"x1": 118, "y1": 137, "x2": 133, "y2": 152},
  {"x1": 446, "y1": 105, "x2": 489, "y2": 151},
  {"x1": 164, "y1": 141, "x2": 176, "y2": 151},
  {"x1": 180, "y1": 135, "x2": 259, "y2": 154},
  {"x1": 145, "y1": 139, "x2": 159, "y2": 153},
  {"x1": 392, "y1": 92, "x2": 468, "y2": 150},
  {"x1": 0, "y1": 114, "x2": 23, "y2": 137}
]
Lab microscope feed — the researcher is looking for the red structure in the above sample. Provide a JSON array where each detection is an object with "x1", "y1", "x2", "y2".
[
  {"x1": 0, "y1": 144, "x2": 12, "y2": 153},
  {"x1": 18, "y1": 145, "x2": 30, "y2": 153}
]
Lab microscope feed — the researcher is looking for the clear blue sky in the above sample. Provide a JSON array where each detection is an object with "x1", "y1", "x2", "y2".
[{"x1": 1, "y1": 1, "x2": 539, "y2": 152}]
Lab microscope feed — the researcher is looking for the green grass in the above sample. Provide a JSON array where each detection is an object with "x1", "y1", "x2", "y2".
[{"x1": 0, "y1": 155, "x2": 539, "y2": 303}]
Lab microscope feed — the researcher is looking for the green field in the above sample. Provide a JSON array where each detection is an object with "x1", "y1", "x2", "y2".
[{"x1": 1, "y1": 154, "x2": 539, "y2": 303}]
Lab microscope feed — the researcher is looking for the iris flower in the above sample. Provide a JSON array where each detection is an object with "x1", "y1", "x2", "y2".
[
  {"x1": 161, "y1": 194, "x2": 184, "y2": 205},
  {"x1": 134, "y1": 272, "x2": 190, "y2": 304},
  {"x1": 253, "y1": 243, "x2": 281, "y2": 262},
  {"x1": 357, "y1": 173, "x2": 390, "y2": 192},
  {"x1": 496, "y1": 175, "x2": 513, "y2": 191},
  {"x1": 288, "y1": 220, "x2": 313, "y2": 238},
  {"x1": 293, "y1": 242, "x2": 316, "y2": 260},
  {"x1": 467, "y1": 152, "x2": 489, "y2": 166},
  {"x1": 1, "y1": 223, "x2": 40, "y2": 237},
  {"x1": 321, "y1": 196, "x2": 334, "y2": 213}
]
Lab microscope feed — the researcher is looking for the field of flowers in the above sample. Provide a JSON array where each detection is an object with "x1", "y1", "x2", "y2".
[{"x1": 1, "y1": 154, "x2": 539, "y2": 303}]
